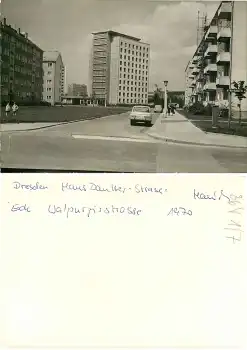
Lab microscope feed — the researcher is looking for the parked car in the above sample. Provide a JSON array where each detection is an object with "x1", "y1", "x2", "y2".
[
  {"x1": 130, "y1": 105, "x2": 152, "y2": 127},
  {"x1": 154, "y1": 104, "x2": 163, "y2": 113}
]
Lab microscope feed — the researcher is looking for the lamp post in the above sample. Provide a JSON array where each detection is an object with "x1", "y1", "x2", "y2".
[{"x1": 163, "y1": 80, "x2": 168, "y2": 118}]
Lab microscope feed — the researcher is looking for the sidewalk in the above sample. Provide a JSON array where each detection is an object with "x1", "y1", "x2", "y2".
[
  {"x1": 0, "y1": 122, "x2": 61, "y2": 132},
  {"x1": 147, "y1": 111, "x2": 247, "y2": 148}
]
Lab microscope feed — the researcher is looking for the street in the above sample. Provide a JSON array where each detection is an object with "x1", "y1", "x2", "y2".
[{"x1": 1, "y1": 112, "x2": 247, "y2": 172}]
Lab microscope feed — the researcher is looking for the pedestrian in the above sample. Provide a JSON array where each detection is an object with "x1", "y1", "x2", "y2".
[
  {"x1": 167, "y1": 104, "x2": 171, "y2": 116},
  {"x1": 5, "y1": 102, "x2": 11, "y2": 119},
  {"x1": 170, "y1": 104, "x2": 175, "y2": 115},
  {"x1": 12, "y1": 102, "x2": 19, "y2": 122}
]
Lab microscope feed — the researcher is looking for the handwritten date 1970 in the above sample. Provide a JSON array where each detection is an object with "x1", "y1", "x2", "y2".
[{"x1": 167, "y1": 207, "x2": 192, "y2": 216}]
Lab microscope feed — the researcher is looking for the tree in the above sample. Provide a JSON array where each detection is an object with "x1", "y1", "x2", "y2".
[
  {"x1": 231, "y1": 80, "x2": 247, "y2": 126},
  {"x1": 153, "y1": 84, "x2": 163, "y2": 105}
]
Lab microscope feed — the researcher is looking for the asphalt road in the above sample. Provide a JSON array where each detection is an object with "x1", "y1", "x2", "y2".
[{"x1": 1, "y1": 112, "x2": 247, "y2": 172}]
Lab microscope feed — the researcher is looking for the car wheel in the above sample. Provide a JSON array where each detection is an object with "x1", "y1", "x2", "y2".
[
  {"x1": 146, "y1": 121, "x2": 152, "y2": 127},
  {"x1": 130, "y1": 119, "x2": 135, "y2": 126}
]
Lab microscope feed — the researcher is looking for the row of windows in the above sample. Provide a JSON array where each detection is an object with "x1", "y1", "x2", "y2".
[
  {"x1": 120, "y1": 66, "x2": 148, "y2": 73},
  {"x1": 120, "y1": 57, "x2": 148, "y2": 65},
  {"x1": 120, "y1": 51, "x2": 148, "y2": 58},
  {"x1": 120, "y1": 61, "x2": 148, "y2": 70},
  {"x1": 120, "y1": 42, "x2": 149, "y2": 52},
  {"x1": 119, "y1": 92, "x2": 148, "y2": 98},
  {"x1": 120, "y1": 56, "x2": 149, "y2": 63},
  {"x1": 119, "y1": 86, "x2": 148, "y2": 92},
  {"x1": 120, "y1": 74, "x2": 148, "y2": 80},
  {"x1": 118, "y1": 98, "x2": 147, "y2": 104},
  {"x1": 119, "y1": 79, "x2": 148, "y2": 86}
]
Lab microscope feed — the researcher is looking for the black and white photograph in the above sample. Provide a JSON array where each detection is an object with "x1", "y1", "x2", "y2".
[{"x1": 1, "y1": 0, "x2": 247, "y2": 172}]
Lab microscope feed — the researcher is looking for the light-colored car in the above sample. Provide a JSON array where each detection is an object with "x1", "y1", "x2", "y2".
[
  {"x1": 154, "y1": 104, "x2": 163, "y2": 113},
  {"x1": 130, "y1": 105, "x2": 152, "y2": 127}
]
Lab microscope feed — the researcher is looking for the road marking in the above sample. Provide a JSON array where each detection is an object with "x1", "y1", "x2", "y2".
[{"x1": 71, "y1": 134, "x2": 158, "y2": 143}]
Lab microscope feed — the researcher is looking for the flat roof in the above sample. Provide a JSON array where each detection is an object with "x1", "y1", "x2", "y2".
[{"x1": 92, "y1": 30, "x2": 141, "y2": 42}]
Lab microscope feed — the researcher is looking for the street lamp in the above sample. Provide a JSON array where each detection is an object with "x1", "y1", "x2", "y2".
[{"x1": 163, "y1": 80, "x2": 168, "y2": 118}]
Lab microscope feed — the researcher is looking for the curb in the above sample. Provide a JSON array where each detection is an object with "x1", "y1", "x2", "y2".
[
  {"x1": 146, "y1": 132, "x2": 247, "y2": 149},
  {"x1": 0, "y1": 112, "x2": 129, "y2": 133}
]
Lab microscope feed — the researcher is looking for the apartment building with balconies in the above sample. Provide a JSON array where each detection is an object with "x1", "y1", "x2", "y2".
[
  {"x1": 185, "y1": 1, "x2": 247, "y2": 116},
  {"x1": 42, "y1": 51, "x2": 65, "y2": 105},
  {"x1": 0, "y1": 17, "x2": 43, "y2": 105},
  {"x1": 89, "y1": 30, "x2": 150, "y2": 105}
]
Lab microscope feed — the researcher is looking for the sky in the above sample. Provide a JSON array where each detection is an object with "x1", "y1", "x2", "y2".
[{"x1": 2, "y1": 0, "x2": 220, "y2": 92}]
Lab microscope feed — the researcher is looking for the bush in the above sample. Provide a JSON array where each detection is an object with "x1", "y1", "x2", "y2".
[
  {"x1": 203, "y1": 104, "x2": 212, "y2": 116},
  {"x1": 186, "y1": 102, "x2": 205, "y2": 115}
]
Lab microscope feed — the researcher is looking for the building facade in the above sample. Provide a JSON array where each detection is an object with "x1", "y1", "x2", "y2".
[
  {"x1": 0, "y1": 17, "x2": 43, "y2": 105},
  {"x1": 42, "y1": 51, "x2": 65, "y2": 105},
  {"x1": 67, "y1": 83, "x2": 87, "y2": 96},
  {"x1": 89, "y1": 30, "x2": 150, "y2": 105},
  {"x1": 185, "y1": 1, "x2": 247, "y2": 116}
]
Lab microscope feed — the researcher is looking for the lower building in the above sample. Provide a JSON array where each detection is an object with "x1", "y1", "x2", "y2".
[
  {"x1": 0, "y1": 17, "x2": 43, "y2": 105},
  {"x1": 67, "y1": 83, "x2": 87, "y2": 96},
  {"x1": 42, "y1": 51, "x2": 65, "y2": 105}
]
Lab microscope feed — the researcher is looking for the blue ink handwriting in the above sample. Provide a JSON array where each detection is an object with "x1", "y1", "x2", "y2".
[
  {"x1": 48, "y1": 204, "x2": 142, "y2": 218},
  {"x1": 11, "y1": 203, "x2": 31, "y2": 213},
  {"x1": 13, "y1": 181, "x2": 48, "y2": 191},
  {"x1": 224, "y1": 193, "x2": 244, "y2": 243},
  {"x1": 167, "y1": 207, "x2": 192, "y2": 216}
]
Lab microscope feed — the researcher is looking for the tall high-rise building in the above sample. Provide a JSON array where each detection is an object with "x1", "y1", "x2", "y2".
[
  {"x1": 42, "y1": 51, "x2": 65, "y2": 105},
  {"x1": 0, "y1": 17, "x2": 43, "y2": 104},
  {"x1": 89, "y1": 30, "x2": 150, "y2": 105},
  {"x1": 67, "y1": 83, "x2": 87, "y2": 96},
  {"x1": 185, "y1": 1, "x2": 247, "y2": 117}
]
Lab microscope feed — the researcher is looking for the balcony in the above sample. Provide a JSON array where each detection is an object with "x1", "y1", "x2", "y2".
[
  {"x1": 217, "y1": 27, "x2": 231, "y2": 41},
  {"x1": 217, "y1": 51, "x2": 230, "y2": 63},
  {"x1": 190, "y1": 79, "x2": 196, "y2": 87},
  {"x1": 191, "y1": 67, "x2": 199, "y2": 75},
  {"x1": 204, "y1": 63, "x2": 217, "y2": 74},
  {"x1": 205, "y1": 26, "x2": 218, "y2": 41},
  {"x1": 203, "y1": 82, "x2": 216, "y2": 91},
  {"x1": 192, "y1": 55, "x2": 198, "y2": 63},
  {"x1": 204, "y1": 45, "x2": 217, "y2": 57},
  {"x1": 217, "y1": 2, "x2": 232, "y2": 18},
  {"x1": 216, "y1": 75, "x2": 230, "y2": 86}
]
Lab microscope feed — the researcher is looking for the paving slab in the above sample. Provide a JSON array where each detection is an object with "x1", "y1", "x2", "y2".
[{"x1": 147, "y1": 111, "x2": 247, "y2": 149}]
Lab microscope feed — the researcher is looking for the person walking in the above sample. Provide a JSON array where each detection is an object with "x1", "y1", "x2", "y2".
[
  {"x1": 170, "y1": 104, "x2": 175, "y2": 115},
  {"x1": 167, "y1": 104, "x2": 171, "y2": 116},
  {"x1": 5, "y1": 102, "x2": 11, "y2": 119},
  {"x1": 12, "y1": 102, "x2": 19, "y2": 122}
]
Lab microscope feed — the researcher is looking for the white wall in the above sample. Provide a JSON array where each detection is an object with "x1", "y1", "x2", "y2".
[
  {"x1": 231, "y1": 1, "x2": 247, "y2": 113},
  {"x1": 109, "y1": 36, "x2": 120, "y2": 104},
  {"x1": 42, "y1": 62, "x2": 55, "y2": 105}
]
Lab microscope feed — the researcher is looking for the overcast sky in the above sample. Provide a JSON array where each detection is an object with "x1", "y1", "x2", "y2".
[{"x1": 3, "y1": 0, "x2": 220, "y2": 92}]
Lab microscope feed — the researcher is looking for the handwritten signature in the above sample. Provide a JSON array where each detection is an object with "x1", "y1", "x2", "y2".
[{"x1": 194, "y1": 189, "x2": 243, "y2": 203}]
